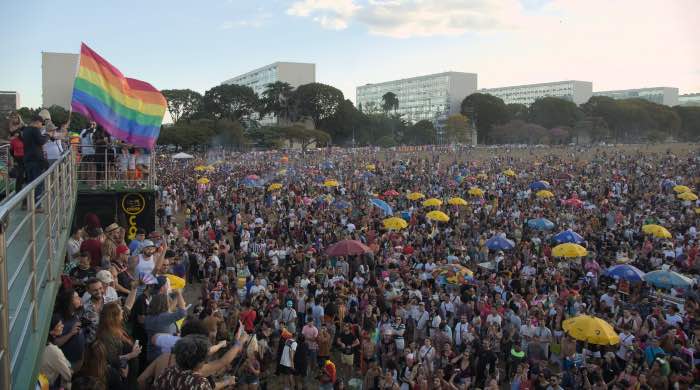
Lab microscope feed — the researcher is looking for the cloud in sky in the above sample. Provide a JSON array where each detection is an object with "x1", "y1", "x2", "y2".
[
  {"x1": 287, "y1": 0, "x2": 527, "y2": 38},
  {"x1": 220, "y1": 10, "x2": 272, "y2": 30}
]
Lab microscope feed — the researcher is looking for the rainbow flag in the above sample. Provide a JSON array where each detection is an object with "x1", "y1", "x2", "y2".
[{"x1": 71, "y1": 43, "x2": 166, "y2": 149}]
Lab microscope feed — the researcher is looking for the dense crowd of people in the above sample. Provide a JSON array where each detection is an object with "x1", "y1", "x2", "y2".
[{"x1": 6, "y1": 108, "x2": 695, "y2": 390}]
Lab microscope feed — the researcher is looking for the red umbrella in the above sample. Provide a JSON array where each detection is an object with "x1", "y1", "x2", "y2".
[
  {"x1": 383, "y1": 189, "x2": 400, "y2": 197},
  {"x1": 325, "y1": 240, "x2": 372, "y2": 256},
  {"x1": 564, "y1": 198, "x2": 583, "y2": 208},
  {"x1": 246, "y1": 174, "x2": 260, "y2": 180}
]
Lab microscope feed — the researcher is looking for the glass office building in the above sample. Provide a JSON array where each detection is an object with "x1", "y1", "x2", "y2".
[
  {"x1": 222, "y1": 62, "x2": 315, "y2": 125},
  {"x1": 679, "y1": 93, "x2": 700, "y2": 107},
  {"x1": 356, "y1": 72, "x2": 478, "y2": 128},
  {"x1": 480, "y1": 80, "x2": 593, "y2": 106},
  {"x1": 593, "y1": 87, "x2": 679, "y2": 106}
]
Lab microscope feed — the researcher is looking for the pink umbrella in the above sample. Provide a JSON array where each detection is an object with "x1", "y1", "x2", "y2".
[
  {"x1": 325, "y1": 240, "x2": 372, "y2": 256},
  {"x1": 246, "y1": 174, "x2": 260, "y2": 180},
  {"x1": 383, "y1": 189, "x2": 400, "y2": 197}
]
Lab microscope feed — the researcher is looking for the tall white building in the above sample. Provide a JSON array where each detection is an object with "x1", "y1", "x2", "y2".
[
  {"x1": 222, "y1": 62, "x2": 315, "y2": 125},
  {"x1": 480, "y1": 80, "x2": 593, "y2": 106},
  {"x1": 356, "y1": 71, "x2": 478, "y2": 128},
  {"x1": 42, "y1": 52, "x2": 80, "y2": 110},
  {"x1": 593, "y1": 87, "x2": 679, "y2": 106}
]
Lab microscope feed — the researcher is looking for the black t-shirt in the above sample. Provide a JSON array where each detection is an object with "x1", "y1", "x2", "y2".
[{"x1": 339, "y1": 331, "x2": 357, "y2": 355}]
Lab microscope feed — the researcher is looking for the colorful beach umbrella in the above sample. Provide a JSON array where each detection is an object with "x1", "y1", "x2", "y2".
[
  {"x1": 673, "y1": 185, "x2": 691, "y2": 194},
  {"x1": 486, "y1": 235, "x2": 515, "y2": 251},
  {"x1": 552, "y1": 243, "x2": 587, "y2": 258},
  {"x1": 267, "y1": 183, "x2": 283, "y2": 191},
  {"x1": 529, "y1": 181, "x2": 550, "y2": 191},
  {"x1": 325, "y1": 240, "x2": 372, "y2": 256},
  {"x1": 503, "y1": 169, "x2": 516, "y2": 177},
  {"x1": 677, "y1": 192, "x2": 698, "y2": 201},
  {"x1": 426, "y1": 210, "x2": 450, "y2": 222},
  {"x1": 324, "y1": 179, "x2": 340, "y2": 187},
  {"x1": 370, "y1": 198, "x2": 393, "y2": 216},
  {"x1": 383, "y1": 189, "x2": 400, "y2": 197},
  {"x1": 467, "y1": 187, "x2": 484, "y2": 197},
  {"x1": 641, "y1": 224, "x2": 672, "y2": 239},
  {"x1": 552, "y1": 230, "x2": 584, "y2": 244},
  {"x1": 383, "y1": 217, "x2": 408, "y2": 230},
  {"x1": 197, "y1": 177, "x2": 210, "y2": 185},
  {"x1": 448, "y1": 197, "x2": 468, "y2": 206},
  {"x1": 527, "y1": 218, "x2": 555, "y2": 231},
  {"x1": 407, "y1": 192, "x2": 426, "y2": 201},
  {"x1": 422, "y1": 198, "x2": 443, "y2": 207},
  {"x1": 605, "y1": 264, "x2": 645, "y2": 283},
  {"x1": 644, "y1": 270, "x2": 695, "y2": 290},
  {"x1": 563, "y1": 315, "x2": 619, "y2": 345},
  {"x1": 536, "y1": 190, "x2": 554, "y2": 199}
]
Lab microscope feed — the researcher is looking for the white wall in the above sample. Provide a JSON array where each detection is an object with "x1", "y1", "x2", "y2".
[
  {"x1": 277, "y1": 63, "x2": 316, "y2": 88},
  {"x1": 447, "y1": 72, "x2": 478, "y2": 115}
]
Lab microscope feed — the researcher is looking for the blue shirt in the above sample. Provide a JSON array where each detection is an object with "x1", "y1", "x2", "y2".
[{"x1": 129, "y1": 239, "x2": 144, "y2": 255}]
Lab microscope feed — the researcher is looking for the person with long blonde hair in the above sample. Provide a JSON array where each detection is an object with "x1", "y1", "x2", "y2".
[{"x1": 96, "y1": 302, "x2": 142, "y2": 383}]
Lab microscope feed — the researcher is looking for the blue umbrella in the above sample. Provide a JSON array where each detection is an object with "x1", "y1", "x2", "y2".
[
  {"x1": 644, "y1": 270, "x2": 695, "y2": 290},
  {"x1": 241, "y1": 178, "x2": 257, "y2": 187},
  {"x1": 605, "y1": 264, "x2": 645, "y2": 283},
  {"x1": 527, "y1": 218, "x2": 555, "y2": 231},
  {"x1": 400, "y1": 210, "x2": 412, "y2": 220},
  {"x1": 370, "y1": 198, "x2": 393, "y2": 216},
  {"x1": 321, "y1": 161, "x2": 335, "y2": 169},
  {"x1": 486, "y1": 235, "x2": 515, "y2": 251},
  {"x1": 529, "y1": 181, "x2": 550, "y2": 191},
  {"x1": 552, "y1": 230, "x2": 584, "y2": 244},
  {"x1": 332, "y1": 200, "x2": 350, "y2": 209}
]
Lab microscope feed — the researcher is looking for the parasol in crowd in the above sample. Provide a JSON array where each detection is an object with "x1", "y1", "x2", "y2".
[
  {"x1": 448, "y1": 197, "x2": 468, "y2": 206},
  {"x1": 563, "y1": 315, "x2": 619, "y2": 345},
  {"x1": 383, "y1": 217, "x2": 408, "y2": 230},
  {"x1": 325, "y1": 240, "x2": 372, "y2": 256},
  {"x1": 422, "y1": 198, "x2": 443, "y2": 207},
  {"x1": 426, "y1": 210, "x2": 449, "y2": 222},
  {"x1": 552, "y1": 243, "x2": 588, "y2": 258},
  {"x1": 641, "y1": 224, "x2": 672, "y2": 239}
]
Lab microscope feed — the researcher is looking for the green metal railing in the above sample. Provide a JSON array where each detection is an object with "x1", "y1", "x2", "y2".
[{"x1": 0, "y1": 149, "x2": 76, "y2": 390}]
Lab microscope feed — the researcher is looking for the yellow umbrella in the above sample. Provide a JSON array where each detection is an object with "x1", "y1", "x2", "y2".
[
  {"x1": 677, "y1": 192, "x2": 698, "y2": 201},
  {"x1": 323, "y1": 179, "x2": 340, "y2": 187},
  {"x1": 366, "y1": 164, "x2": 376, "y2": 171},
  {"x1": 642, "y1": 224, "x2": 672, "y2": 239},
  {"x1": 476, "y1": 173, "x2": 488, "y2": 180},
  {"x1": 407, "y1": 192, "x2": 425, "y2": 201},
  {"x1": 194, "y1": 165, "x2": 207, "y2": 171},
  {"x1": 268, "y1": 183, "x2": 283, "y2": 191},
  {"x1": 448, "y1": 197, "x2": 468, "y2": 206},
  {"x1": 467, "y1": 187, "x2": 484, "y2": 197},
  {"x1": 503, "y1": 169, "x2": 516, "y2": 177},
  {"x1": 552, "y1": 243, "x2": 588, "y2": 258},
  {"x1": 426, "y1": 210, "x2": 450, "y2": 222},
  {"x1": 205, "y1": 165, "x2": 215, "y2": 172},
  {"x1": 673, "y1": 185, "x2": 691, "y2": 194},
  {"x1": 536, "y1": 190, "x2": 554, "y2": 199},
  {"x1": 197, "y1": 177, "x2": 210, "y2": 185},
  {"x1": 563, "y1": 315, "x2": 620, "y2": 345},
  {"x1": 422, "y1": 198, "x2": 443, "y2": 207},
  {"x1": 383, "y1": 217, "x2": 408, "y2": 230}
]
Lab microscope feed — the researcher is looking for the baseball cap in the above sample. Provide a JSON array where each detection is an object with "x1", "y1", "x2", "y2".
[
  {"x1": 141, "y1": 239, "x2": 156, "y2": 249},
  {"x1": 96, "y1": 270, "x2": 114, "y2": 284},
  {"x1": 116, "y1": 244, "x2": 130, "y2": 255}
]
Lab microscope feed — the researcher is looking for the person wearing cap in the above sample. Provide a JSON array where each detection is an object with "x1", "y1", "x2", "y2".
[
  {"x1": 82, "y1": 269, "x2": 119, "y2": 305},
  {"x1": 80, "y1": 227, "x2": 103, "y2": 269},
  {"x1": 111, "y1": 244, "x2": 134, "y2": 297},
  {"x1": 21, "y1": 115, "x2": 48, "y2": 209},
  {"x1": 101, "y1": 222, "x2": 125, "y2": 269},
  {"x1": 129, "y1": 228, "x2": 147, "y2": 256},
  {"x1": 131, "y1": 239, "x2": 167, "y2": 290}
]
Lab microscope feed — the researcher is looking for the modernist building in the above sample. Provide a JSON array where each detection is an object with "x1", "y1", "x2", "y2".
[
  {"x1": 678, "y1": 93, "x2": 700, "y2": 107},
  {"x1": 0, "y1": 91, "x2": 19, "y2": 116},
  {"x1": 356, "y1": 71, "x2": 477, "y2": 130},
  {"x1": 593, "y1": 87, "x2": 679, "y2": 106},
  {"x1": 42, "y1": 52, "x2": 80, "y2": 110},
  {"x1": 479, "y1": 80, "x2": 593, "y2": 106},
  {"x1": 222, "y1": 62, "x2": 315, "y2": 126}
]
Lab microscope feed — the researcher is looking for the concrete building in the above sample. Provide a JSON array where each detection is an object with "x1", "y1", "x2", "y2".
[
  {"x1": 42, "y1": 52, "x2": 80, "y2": 110},
  {"x1": 222, "y1": 62, "x2": 315, "y2": 126},
  {"x1": 479, "y1": 80, "x2": 593, "y2": 106},
  {"x1": 356, "y1": 71, "x2": 478, "y2": 134},
  {"x1": 678, "y1": 93, "x2": 700, "y2": 107},
  {"x1": 593, "y1": 87, "x2": 679, "y2": 106},
  {"x1": 0, "y1": 91, "x2": 19, "y2": 116}
]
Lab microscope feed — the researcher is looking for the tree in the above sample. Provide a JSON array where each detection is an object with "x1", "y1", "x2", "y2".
[
  {"x1": 162, "y1": 89, "x2": 203, "y2": 123},
  {"x1": 260, "y1": 82, "x2": 295, "y2": 124},
  {"x1": 674, "y1": 106, "x2": 700, "y2": 141},
  {"x1": 276, "y1": 126, "x2": 331, "y2": 152},
  {"x1": 460, "y1": 93, "x2": 509, "y2": 144},
  {"x1": 361, "y1": 114, "x2": 405, "y2": 146},
  {"x1": 528, "y1": 97, "x2": 583, "y2": 129},
  {"x1": 248, "y1": 127, "x2": 286, "y2": 149},
  {"x1": 506, "y1": 103, "x2": 528, "y2": 121},
  {"x1": 318, "y1": 99, "x2": 366, "y2": 145},
  {"x1": 294, "y1": 83, "x2": 344, "y2": 128},
  {"x1": 491, "y1": 120, "x2": 549, "y2": 144},
  {"x1": 203, "y1": 84, "x2": 258, "y2": 121},
  {"x1": 573, "y1": 116, "x2": 610, "y2": 143},
  {"x1": 376, "y1": 135, "x2": 396, "y2": 147},
  {"x1": 444, "y1": 114, "x2": 470, "y2": 144},
  {"x1": 211, "y1": 119, "x2": 246, "y2": 146},
  {"x1": 403, "y1": 120, "x2": 435, "y2": 145},
  {"x1": 381, "y1": 92, "x2": 399, "y2": 114}
]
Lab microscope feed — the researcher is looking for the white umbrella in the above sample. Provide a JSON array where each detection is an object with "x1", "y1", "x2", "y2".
[{"x1": 172, "y1": 152, "x2": 194, "y2": 160}]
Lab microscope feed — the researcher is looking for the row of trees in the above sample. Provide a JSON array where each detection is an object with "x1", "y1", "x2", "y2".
[{"x1": 461, "y1": 93, "x2": 700, "y2": 144}]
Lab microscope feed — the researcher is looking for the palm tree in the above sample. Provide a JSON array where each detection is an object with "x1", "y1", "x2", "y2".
[
  {"x1": 382, "y1": 92, "x2": 399, "y2": 115},
  {"x1": 261, "y1": 81, "x2": 294, "y2": 125}
]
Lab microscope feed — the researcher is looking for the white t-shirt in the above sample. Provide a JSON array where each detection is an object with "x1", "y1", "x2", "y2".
[
  {"x1": 666, "y1": 313, "x2": 683, "y2": 327},
  {"x1": 280, "y1": 339, "x2": 297, "y2": 367}
]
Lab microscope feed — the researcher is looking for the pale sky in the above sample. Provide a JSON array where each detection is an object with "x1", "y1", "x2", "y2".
[{"x1": 1, "y1": 0, "x2": 698, "y2": 108}]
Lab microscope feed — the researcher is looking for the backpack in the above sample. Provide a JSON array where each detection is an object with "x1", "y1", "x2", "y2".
[{"x1": 10, "y1": 135, "x2": 24, "y2": 158}]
